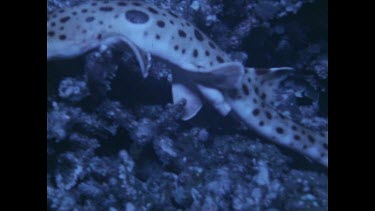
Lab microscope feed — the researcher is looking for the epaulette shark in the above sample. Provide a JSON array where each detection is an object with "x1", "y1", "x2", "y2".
[{"x1": 47, "y1": 0, "x2": 328, "y2": 167}]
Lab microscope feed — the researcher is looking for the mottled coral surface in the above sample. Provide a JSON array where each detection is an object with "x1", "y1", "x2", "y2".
[{"x1": 47, "y1": 0, "x2": 328, "y2": 210}]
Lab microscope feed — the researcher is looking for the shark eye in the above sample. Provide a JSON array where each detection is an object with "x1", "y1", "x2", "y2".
[{"x1": 125, "y1": 10, "x2": 149, "y2": 24}]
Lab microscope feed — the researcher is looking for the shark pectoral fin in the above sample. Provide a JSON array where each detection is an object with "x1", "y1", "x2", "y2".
[
  {"x1": 171, "y1": 62, "x2": 244, "y2": 120},
  {"x1": 246, "y1": 67, "x2": 295, "y2": 106},
  {"x1": 182, "y1": 62, "x2": 244, "y2": 116},
  {"x1": 196, "y1": 85, "x2": 231, "y2": 116},
  {"x1": 129, "y1": 43, "x2": 151, "y2": 78},
  {"x1": 102, "y1": 35, "x2": 151, "y2": 78},
  {"x1": 172, "y1": 83, "x2": 203, "y2": 120}
]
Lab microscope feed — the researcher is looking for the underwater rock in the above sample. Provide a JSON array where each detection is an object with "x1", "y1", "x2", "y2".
[{"x1": 58, "y1": 78, "x2": 89, "y2": 102}]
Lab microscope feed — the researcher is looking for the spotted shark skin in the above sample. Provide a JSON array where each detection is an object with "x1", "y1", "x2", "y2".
[
  {"x1": 225, "y1": 67, "x2": 328, "y2": 167},
  {"x1": 47, "y1": 0, "x2": 328, "y2": 167}
]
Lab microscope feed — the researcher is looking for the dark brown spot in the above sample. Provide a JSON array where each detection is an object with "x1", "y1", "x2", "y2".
[
  {"x1": 276, "y1": 127, "x2": 284, "y2": 134},
  {"x1": 100, "y1": 7, "x2": 114, "y2": 12},
  {"x1": 248, "y1": 78, "x2": 252, "y2": 83},
  {"x1": 82, "y1": 30, "x2": 87, "y2": 34},
  {"x1": 209, "y1": 41, "x2": 216, "y2": 49},
  {"x1": 81, "y1": 9, "x2": 88, "y2": 13},
  {"x1": 118, "y1": 2, "x2": 127, "y2": 6},
  {"x1": 59, "y1": 26, "x2": 64, "y2": 30},
  {"x1": 194, "y1": 29, "x2": 204, "y2": 41},
  {"x1": 169, "y1": 11, "x2": 178, "y2": 18},
  {"x1": 47, "y1": 31, "x2": 55, "y2": 37},
  {"x1": 85, "y1": 17, "x2": 95, "y2": 22},
  {"x1": 259, "y1": 121, "x2": 264, "y2": 126},
  {"x1": 261, "y1": 93, "x2": 266, "y2": 100},
  {"x1": 178, "y1": 30, "x2": 186, "y2": 38},
  {"x1": 59, "y1": 9, "x2": 65, "y2": 13},
  {"x1": 51, "y1": 22, "x2": 56, "y2": 27},
  {"x1": 157, "y1": 20, "x2": 165, "y2": 28},
  {"x1": 302, "y1": 130, "x2": 306, "y2": 135},
  {"x1": 114, "y1": 14, "x2": 119, "y2": 19},
  {"x1": 242, "y1": 84, "x2": 250, "y2": 95},
  {"x1": 252, "y1": 109, "x2": 260, "y2": 116},
  {"x1": 181, "y1": 23, "x2": 185, "y2": 27},
  {"x1": 125, "y1": 10, "x2": 150, "y2": 24},
  {"x1": 254, "y1": 87, "x2": 259, "y2": 94},
  {"x1": 320, "y1": 133, "x2": 325, "y2": 138},
  {"x1": 182, "y1": 49, "x2": 186, "y2": 54},
  {"x1": 99, "y1": 21, "x2": 103, "y2": 25},
  {"x1": 253, "y1": 98, "x2": 258, "y2": 104},
  {"x1": 52, "y1": 14, "x2": 57, "y2": 18},
  {"x1": 59, "y1": 35, "x2": 66, "y2": 40},
  {"x1": 294, "y1": 135, "x2": 301, "y2": 141},
  {"x1": 308, "y1": 135, "x2": 315, "y2": 143},
  {"x1": 292, "y1": 125, "x2": 297, "y2": 131},
  {"x1": 132, "y1": 2, "x2": 142, "y2": 6},
  {"x1": 265, "y1": 111, "x2": 272, "y2": 119},
  {"x1": 303, "y1": 145, "x2": 308, "y2": 149},
  {"x1": 205, "y1": 51, "x2": 210, "y2": 56},
  {"x1": 323, "y1": 143, "x2": 328, "y2": 150},
  {"x1": 186, "y1": 22, "x2": 191, "y2": 27},
  {"x1": 148, "y1": 7, "x2": 158, "y2": 14},
  {"x1": 320, "y1": 153, "x2": 325, "y2": 157},
  {"x1": 216, "y1": 56, "x2": 224, "y2": 63},
  {"x1": 193, "y1": 49, "x2": 198, "y2": 58},
  {"x1": 60, "y1": 16, "x2": 70, "y2": 23},
  {"x1": 169, "y1": 20, "x2": 174, "y2": 25},
  {"x1": 174, "y1": 45, "x2": 179, "y2": 50},
  {"x1": 92, "y1": 2, "x2": 98, "y2": 6},
  {"x1": 72, "y1": 11, "x2": 77, "y2": 16},
  {"x1": 155, "y1": 34, "x2": 160, "y2": 40}
]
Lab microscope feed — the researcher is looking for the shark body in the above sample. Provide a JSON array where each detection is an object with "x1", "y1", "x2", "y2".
[{"x1": 47, "y1": 0, "x2": 328, "y2": 167}]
